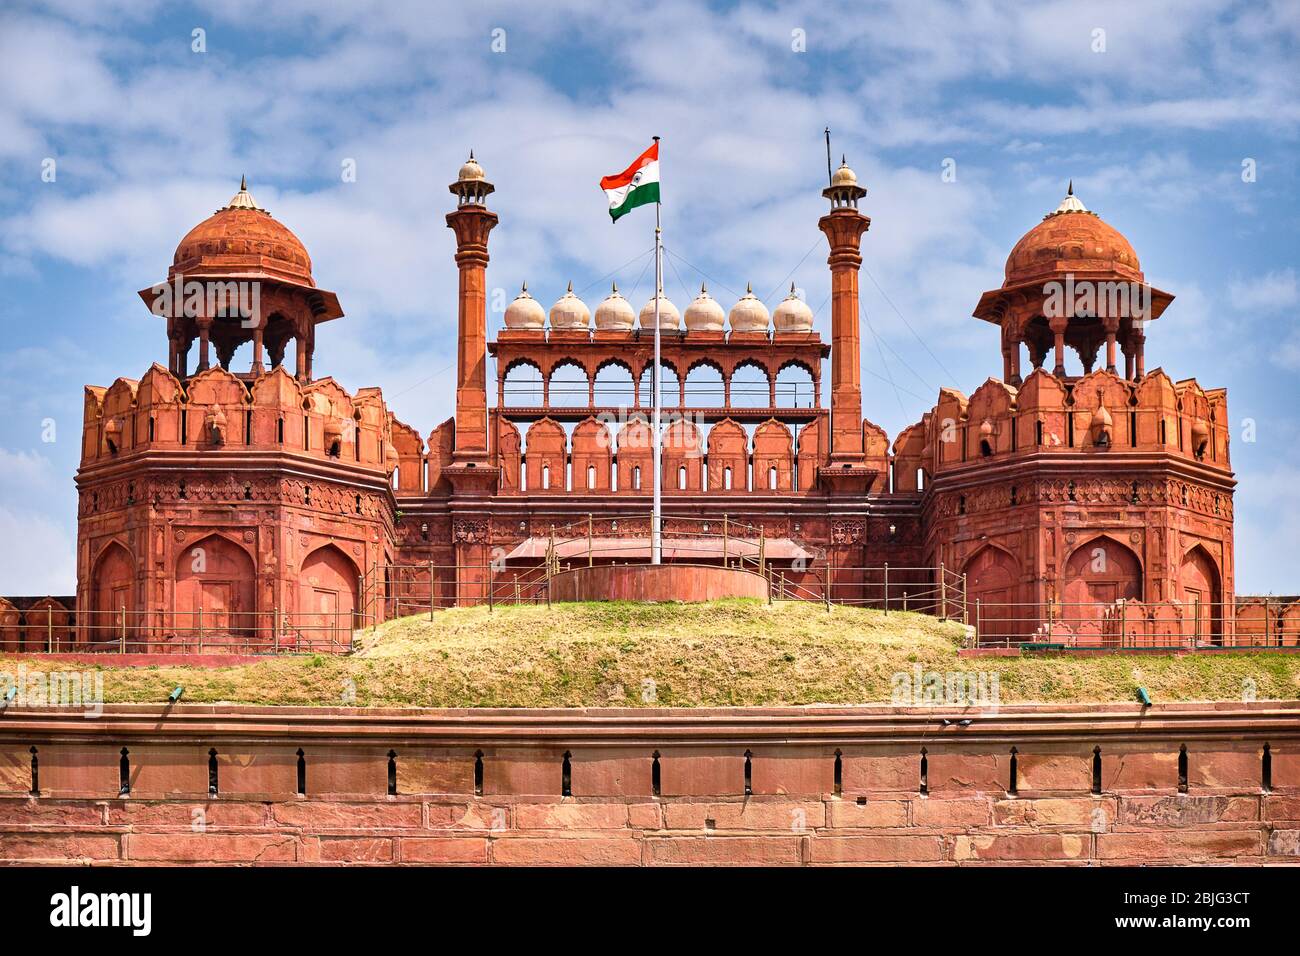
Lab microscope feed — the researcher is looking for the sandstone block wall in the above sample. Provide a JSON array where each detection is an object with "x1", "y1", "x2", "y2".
[{"x1": 1, "y1": 703, "x2": 1296, "y2": 866}]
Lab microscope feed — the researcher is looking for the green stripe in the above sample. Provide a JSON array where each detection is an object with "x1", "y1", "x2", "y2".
[{"x1": 609, "y1": 182, "x2": 660, "y2": 221}]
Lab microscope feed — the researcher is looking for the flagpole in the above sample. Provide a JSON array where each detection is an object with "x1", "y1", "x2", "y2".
[{"x1": 651, "y1": 135, "x2": 663, "y2": 566}]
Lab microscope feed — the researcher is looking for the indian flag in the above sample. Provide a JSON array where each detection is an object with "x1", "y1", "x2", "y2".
[{"x1": 600, "y1": 141, "x2": 660, "y2": 222}]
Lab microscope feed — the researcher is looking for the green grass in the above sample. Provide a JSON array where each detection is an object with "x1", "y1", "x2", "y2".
[{"x1": 2, "y1": 599, "x2": 1297, "y2": 708}]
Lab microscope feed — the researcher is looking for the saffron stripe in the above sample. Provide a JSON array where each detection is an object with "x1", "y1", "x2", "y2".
[{"x1": 599, "y1": 142, "x2": 659, "y2": 190}]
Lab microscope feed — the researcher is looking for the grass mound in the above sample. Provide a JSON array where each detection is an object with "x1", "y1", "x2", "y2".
[{"x1": 3, "y1": 599, "x2": 1297, "y2": 708}]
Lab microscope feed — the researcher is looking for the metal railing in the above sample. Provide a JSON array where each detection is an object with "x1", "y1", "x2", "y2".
[
  {"x1": 968, "y1": 599, "x2": 1298, "y2": 651},
  {"x1": 370, "y1": 512, "x2": 775, "y2": 616},
  {"x1": 4, "y1": 606, "x2": 356, "y2": 656}
]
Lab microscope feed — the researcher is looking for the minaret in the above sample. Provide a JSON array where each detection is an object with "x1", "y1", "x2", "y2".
[
  {"x1": 818, "y1": 156, "x2": 870, "y2": 464},
  {"x1": 446, "y1": 152, "x2": 498, "y2": 465}
]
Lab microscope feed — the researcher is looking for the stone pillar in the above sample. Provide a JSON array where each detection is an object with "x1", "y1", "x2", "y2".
[
  {"x1": 1104, "y1": 318, "x2": 1118, "y2": 374},
  {"x1": 1050, "y1": 317, "x2": 1067, "y2": 378},
  {"x1": 251, "y1": 324, "x2": 265, "y2": 375},
  {"x1": 817, "y1": 205, "x2": 871, "y2": 462},
  {"x1": 1133, "y1": 331, "x2": 1146, "y2": 380},
  {"x1": 1003, "y1": 323, "x2": 1023, "y2": 387},
  {"x1": 197, "y1": 318, "x2": 212, "y2": 372},
  {"x1": 295, "y1": 333, "x2": 308, "y2": 382},
  {"x1": 446, "y1": 196, "x2": 499, "y2": 464}
]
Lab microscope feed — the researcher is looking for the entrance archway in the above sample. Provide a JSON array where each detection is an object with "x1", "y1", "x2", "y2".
[
  {"x1": 91, "y1": 541, "x2": 135, "y2": 644},
  {"x1": 299, "y1": 545, "x2": 360, "y2": 648},
  {"x1": 174, "y1": 534, "x2": 257, "y2": 639},
  {"x1": 1062, "y1": 536, "x2": 1142, "y2": 646},
  {"x1": 963, "y1": 545, "x2": 1022, "y2": 645},
  {"x1": 1178, "y1": 545, "x2": 1222, "y2": 645}
]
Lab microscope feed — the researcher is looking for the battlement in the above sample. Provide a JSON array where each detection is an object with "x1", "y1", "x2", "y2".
[
  {"x1": 80, "y1": 364, "x2": 408, "y2": 478},
  {"x1": 892, "y1": 368, "x2": 1231, "y2": 491}
]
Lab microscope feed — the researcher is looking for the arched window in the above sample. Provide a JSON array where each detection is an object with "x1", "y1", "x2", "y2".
[
  {"x1": 724, "y1": 466, "x2": 732, "y2": 490},
  {"x1": 678, "y1": 466, "x2": 687, "y2": 490},
  {"x1": 684, "y1": 362, "x2": 724, "y2": 407},
  {"x1": 548, "y1": 361, "x2": 589, "y2": 408},
  {"x1": 633, "y1": 466, "x2": 642, "y2": 490},
  {"x1": 729, "y1": 361, "x2": 771, "y2": 409},
  {"x1": 638, "y1": 362, "x2": 680, "y2": 408},
  {"x1": 593, "y1": 361, "x2": 635, "y2": 407},
  {"x1": 542, "y1": 464, "x2": 551, "y2": 490},
  {"x1": 587, "y1": 465, "x2": 596, "y2": 489},
  {"x1": 916, "y1": 468, "x2": 926, "y2": 491},
  {"x1": 502, "y1": 361, "x2": 544, "y2": 406},
  {"x1": 775, "y1": 363, "x2": 816, "y2": 407}
]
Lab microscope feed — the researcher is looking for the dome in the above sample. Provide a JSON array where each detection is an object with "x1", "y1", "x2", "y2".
[
  {"x1": 728, "y1": 282, "x2": 770, "y2": 333},
  {"x1": 1003, "y1": 185, "x2": 1141, "y2": 287},
  {"x1": 638, "y1": 288, "x2": 680, "y2": 330},
  {"x1": 683, "y1": 283, "x2": 725, "y2": 331},
  {"x1": 831, "y1": 156, "x2": 858, "y2": 187},
  {"x1": 503, "y1": 282, "x2": 545, "y2": 330},
  {"x1": 172, "y1": 178, "x2": 314, "y2": 286},
  {"x1": 549, "y1": 281, "x2": 590, "y2": 329},
  {"x1": 594, "y1": 282, "x2": 636, "y2": 331},
  {"x1": 458, "y1": 151, "x2": 486, "y2": 183},
  {"x1": 772, "y1": 283, "x2": 814, "y2": 332}
]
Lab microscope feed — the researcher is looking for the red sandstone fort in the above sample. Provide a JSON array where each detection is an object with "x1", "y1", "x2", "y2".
[{"x1": 7, "y1": 152, "x2": 1289, "y2": 654}]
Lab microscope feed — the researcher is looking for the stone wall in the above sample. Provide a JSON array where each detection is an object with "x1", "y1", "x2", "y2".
[{"x1": 0, "y1": 702, "x2": 1296, "y2": 865}]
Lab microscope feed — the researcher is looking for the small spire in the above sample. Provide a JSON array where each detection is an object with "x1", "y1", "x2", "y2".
[
  {"x1": 521, "y1": 281, "x2": 528, "y2": 293},
  {"x1": 566, "y1": 280, "x2": 573, "y2": 293},
  {"x1": 1067, "y1": 179, "x2": 1074, "y2": 196},
  {"x1": 790, "y1": 281, "x2": 797, "y2": 295},
  {"x1": 220, "y1": 176, "x2": 263, "y2": 212},
  {"x1": 700, "y1": 281, "x2": 707, "y2": 294},
  {"x1": 469, "y1": 149, "x2": 475, "y2": 161},
  {"x1": 746, "y1": 281, "x2": 753, "y2": 294},
  {"x1": 611, "y1": 281, "x2": 618, "y2": 293},
  {"x1": 840, "y1": 153, "x2": 846, "y2": 166}
]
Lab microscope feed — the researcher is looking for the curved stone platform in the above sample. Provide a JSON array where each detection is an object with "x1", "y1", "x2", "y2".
[{"x1": 548, "y1": 563, "x2": 768, "y2": 603}]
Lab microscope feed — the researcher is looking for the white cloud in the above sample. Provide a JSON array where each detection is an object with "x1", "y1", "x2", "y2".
[
  {"x1": 1228, "y1": 268, "x2": 1298, "y2": 312},
  {"x1": 0, "y1": 449, "x2": 75, "y2": 594}
]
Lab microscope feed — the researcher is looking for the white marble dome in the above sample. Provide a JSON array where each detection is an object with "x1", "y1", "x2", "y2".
[
  {"x1": 594, "y1": 282, "x2": 635, "y2": 331},
  {"x1": 503, "y1": 282, "x2": 545, "y2": 330},
  {"x1": 831, "y1": 156, "x2": 857, "y2": 188},
  {"x1": 772, "y1": 283, "x2": 814, "y2": 332},
  {"x1": 549, "y1": 281, "x2": 590, "y2": 330},
  {"x1": 728, "y1": 283, "x2": 770, "y2": 333},
  {"x1": 457, "y1": 151, "x2": 486, "y2": 183},
  {"x1": 684, "y1": 283, "x2": 725, "y2": 332},
  {"x1": 638, "y1": 288, "x2": 681, "y2": 331}
]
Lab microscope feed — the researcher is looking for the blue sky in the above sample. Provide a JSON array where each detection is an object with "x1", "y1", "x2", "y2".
[{"x1": 1, "y1": 0, "x2": 1297, "y2": 594}]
